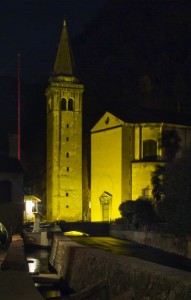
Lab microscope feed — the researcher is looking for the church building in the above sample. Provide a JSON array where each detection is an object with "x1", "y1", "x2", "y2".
[
  {"x1": 46, "y1": 21, "x2": 84, "y2": 222},
  {"x1": 91, "y1": 108, "x2": 191, "y2": 222}
]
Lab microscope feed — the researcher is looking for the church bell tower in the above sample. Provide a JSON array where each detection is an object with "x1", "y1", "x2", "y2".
[{"x1": 46, "y1": 20, "x2": 84, "y2": 221}]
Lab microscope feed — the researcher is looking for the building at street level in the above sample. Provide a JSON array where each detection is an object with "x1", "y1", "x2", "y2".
[{"x1": 46, "y1": 21, "x2": 84, "y2": 221}]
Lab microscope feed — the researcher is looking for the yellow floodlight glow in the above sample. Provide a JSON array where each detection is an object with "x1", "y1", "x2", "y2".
[{"x1": 63, "y1": 231, "x2": 89, "y2": 237}]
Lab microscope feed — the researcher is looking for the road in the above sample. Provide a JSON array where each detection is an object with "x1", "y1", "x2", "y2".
[{"x1": 70, "y1": 236, "x2": 191, "y2": 272}]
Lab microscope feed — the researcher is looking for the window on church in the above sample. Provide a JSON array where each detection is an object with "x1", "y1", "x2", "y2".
[
  {"x1": 66, "y1": 124, "x2": 69, "y2": 128},
  {"x1": 66, "y1": 193, "x2": 69, "y2": 197},
  {"x1": 68, "y1": 99, "x2": 73, "y2": 111},
  {"x1": 67, "y1": 167, "x2": 69, "y2": 171},
  {"x1": 61, "y1": 98, "x2": 67, "y2": 110},
  {"x1": 66, "y1": 137, "x2": 69, "y2": 141},
  {"x1": 143, "y1": 139, "x2": 157, "y2": 159},
  {"x1": 66, "y1": 152, "x2": 69, "y2": 157}
]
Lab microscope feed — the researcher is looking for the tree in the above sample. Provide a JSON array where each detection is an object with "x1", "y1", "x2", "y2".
[
  {"x1": 119, "y1": 199, "x2": 156, "y2": 228},
  {"x1": 151, "y1": 165, "x2": 166, "y2": 204},
  {"x1": 134, "y1": 198, "x2": 157, "y2": 227},
  {"x1": 158, "y1": 147, "x2": 191, "y2": 236},
  {"x1": 159, "y1": 129, "x2": 181, "y2": 162},
  {"x1": 151, "y1": 129, "x2": 181, "y2": 211},
  {"x1": 118, "y1": 200, "x2": 136, "y2": 224}
]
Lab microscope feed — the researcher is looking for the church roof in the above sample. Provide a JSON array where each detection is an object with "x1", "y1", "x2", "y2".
[
  {"x1": 53, "y1": 20, "x2": 76, "y2": 77},
  {"x1": 112, "y1": 106, "x2": 191, "y2": 127}
]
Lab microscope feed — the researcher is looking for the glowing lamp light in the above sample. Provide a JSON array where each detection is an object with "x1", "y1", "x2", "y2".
[
  {"x1": 24, "y1": 195, "x2": 41, "y2": 222},
  {"x1": 26, "y1": 200, "x2": 35, "y2": 211}
]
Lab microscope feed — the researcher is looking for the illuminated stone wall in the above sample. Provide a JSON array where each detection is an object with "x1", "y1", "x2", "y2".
[
  {"x1": 91, "y1": 113, "x2": 191, "y2": 221},
  {"x1": 132, "y1": 161, "x2": 164, "y2": 200},
  {"x1": 91, "y1": 112, "x2": 133, "y2": 221},
  {"x1": 50, "y1": 234, "x2": 191, "y2": 299},
  {"x1": 132, "y1": 123, "x2": 162, "y2": 199},
  {"x1": 46, "y1": 82, "x2": 84, "y2": 222}
]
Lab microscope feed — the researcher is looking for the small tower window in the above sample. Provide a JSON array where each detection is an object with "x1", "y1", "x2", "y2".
[
  {"x1": 67, "y1": 167, "x2": 69, "y2": 172},
  {"x1": 66, "y1": 152, "x2": 69, "y2": 157},
  {"x1": 68, "y1": 99, "x2": 73, "y2": 111},
  {"x1": 66, "y1": 124, "x2": 69, "y2": 128},
  {"x1": 66, "y1": 137, "x2": 69, "y2": 141},
  {"x1": 61, "y1": 98, "x2": 67, "y2": 110},
  {"x1": 66, "y1": 193, "x2": 69, "y2": 197}
]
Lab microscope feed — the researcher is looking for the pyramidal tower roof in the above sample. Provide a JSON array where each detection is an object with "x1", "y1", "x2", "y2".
[{"x1": 53, "y1": 20, "x2": 77, "y2": 78}]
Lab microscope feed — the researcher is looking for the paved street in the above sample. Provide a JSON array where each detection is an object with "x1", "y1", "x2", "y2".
[{"x1": 70, "y1": 236, "x2": 191, "y2": 272}]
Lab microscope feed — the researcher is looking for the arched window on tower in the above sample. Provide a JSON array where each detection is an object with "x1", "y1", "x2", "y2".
[
  {"x1": 68, "y1": 99, "x2": 73, "y2": 111},
  {"x1": 61, "y1": 98, "x2": 67, "y2": 111},
  {"x1": 143, "y1": 139, "x2": 157, "y2": 160}
]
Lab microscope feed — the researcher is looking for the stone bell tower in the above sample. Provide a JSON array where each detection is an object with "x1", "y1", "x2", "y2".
[{"x1": 46, "y1": 20, "x2": 84, "y2": 221}]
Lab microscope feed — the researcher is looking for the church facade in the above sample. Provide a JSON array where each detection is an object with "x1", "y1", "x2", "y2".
[
  {"x1": 91, "y1": 110, "x2": 191, "y2": 221},
  {"x1": 46, "y1": 21, "x2": 191, "y2": 224},
  {"x1": 46, "y1": 21, "x2": 84, "y2": 222}
]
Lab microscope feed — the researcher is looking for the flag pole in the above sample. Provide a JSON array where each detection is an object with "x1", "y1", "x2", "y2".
[{"x1": 17, "y1": 52, "x2": 21, "y2": 161}]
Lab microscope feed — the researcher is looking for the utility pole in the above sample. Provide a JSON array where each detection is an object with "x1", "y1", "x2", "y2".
[{"x1": 17, "y1": 52, "x2": 21, "y2": 161}]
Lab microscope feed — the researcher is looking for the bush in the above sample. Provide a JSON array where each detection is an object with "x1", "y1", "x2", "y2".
[{"x1": 119, "y1": 198, "x2": 157, "y2": 228}]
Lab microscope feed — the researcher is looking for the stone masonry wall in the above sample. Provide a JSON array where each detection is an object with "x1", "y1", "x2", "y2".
[
  {"x1": 109, "y1": 229, "x2": 191, "y2": 259},
  {"x1": 49, "y1": 234, "x2": 191, "y2": 300}
]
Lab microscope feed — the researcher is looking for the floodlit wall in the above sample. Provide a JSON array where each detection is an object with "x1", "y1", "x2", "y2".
[
  {"x1": 91, "y1": 113, "x2": 133, "y2": 221},
  {"x1": 91, "y1": 115, "x2": 191, "y2": 222},
  {"x1": 132, "y1": 162, "x2": 164, "y2": 200},
  {"x1": 121, "y1": 125, "x2": 134, "y2": 201},
  {"x1": 46, "y1": 82, "x2": 84, "y2": 222},
  {"x1": 91, "y1": 127, "x2": 122, "y2": 221}
]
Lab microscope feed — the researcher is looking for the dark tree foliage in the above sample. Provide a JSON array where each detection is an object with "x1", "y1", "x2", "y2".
[
  {"x1": 119, "y1": 199, "x2": 156, "y2": 228},
  {"x1": 158, "y1": 148, "x2": 191, "y2": 236},
  {"x1": 119, "y1": 200, "x2": 135, "y2": 222},
  {"x1": 152, "y1": 129, "x2": 181, "y2": 204},
  {"x1": 159, "y1": 129, "x2": 181, "y2": 162},
  {"x1": 151, "y1": 165, "x2": 166, "y2": 203}
]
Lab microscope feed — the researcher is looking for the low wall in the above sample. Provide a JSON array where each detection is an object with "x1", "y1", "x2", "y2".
[
  {"x1": 58, "y1": 221, "x2": 110, "y2": 236},
  {"x1": 49, "y1": 234, "x2": 191, "y2": 300},
  {"x1": 109, "y1": 229, "x2": 191, "y2": 259}
]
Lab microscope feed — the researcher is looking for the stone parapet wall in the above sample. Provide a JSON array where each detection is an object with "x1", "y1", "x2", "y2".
[
  {"x1": 110, "y1": 229, "x2": 191, "y2": 259},
  {"x1": 49, "y1": 233, "x2": 84, "y2": 278},
  {"x1": 50, "y1": 234, "x2": 191, "y2": 299}
]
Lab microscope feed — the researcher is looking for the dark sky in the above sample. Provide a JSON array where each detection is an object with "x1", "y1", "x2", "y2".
[{"x1": 0, "y1": 0, "x2": 109, "y2": 83}]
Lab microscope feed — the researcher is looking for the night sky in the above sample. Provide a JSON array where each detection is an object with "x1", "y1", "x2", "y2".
[
  {"x1": 0, "y1": 0, "x2": 109, "y2": 83},
  {"x1": 0, "y1": 0, "x2": 189, "y2": 194}
]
